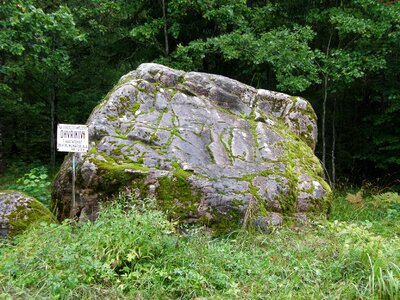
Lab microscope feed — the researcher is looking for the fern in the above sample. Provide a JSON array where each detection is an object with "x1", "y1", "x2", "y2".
[
  {"x1": 371, "y1": 192, "x2": 400, "y2": 208},
  {"x1": 345, "y1": 191, "x2": 365, "y2": 208}
]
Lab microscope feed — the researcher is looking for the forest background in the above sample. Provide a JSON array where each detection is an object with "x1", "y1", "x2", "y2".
[{"x1": 1, "y1": 0, "x2": 399, "y2": 188}]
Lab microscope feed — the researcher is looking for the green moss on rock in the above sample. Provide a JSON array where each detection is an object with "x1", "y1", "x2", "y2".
[
  {"x1": 208, "y1": 207, "x2": 242, "y2": 235},
  {"x1": 156, "y1": 166, "x2": 200, "y2": 220},
  {"x1": 1, "y1": 191, "x2": 56, "y2": 237},
  {"x1": 86, "y1": 147, "x2": 149, "y2": 196},
  {"x1": 132, "y1": 102, "x2": 141, "y2": 114}
]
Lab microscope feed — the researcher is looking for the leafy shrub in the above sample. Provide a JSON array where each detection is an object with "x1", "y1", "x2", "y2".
[{"x1": 7, "y1": 166, "x2": 51, "y2": 207}]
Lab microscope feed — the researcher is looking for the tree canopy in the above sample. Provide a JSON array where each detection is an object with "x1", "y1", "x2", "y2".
[{"x1": 1, "y1": 0, "x2": 399, "y2": 185}]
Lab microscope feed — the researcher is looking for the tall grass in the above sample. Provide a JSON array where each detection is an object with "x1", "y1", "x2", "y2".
[{"x1": 0, "y1": 191, "x2": 399, "y2": 299}]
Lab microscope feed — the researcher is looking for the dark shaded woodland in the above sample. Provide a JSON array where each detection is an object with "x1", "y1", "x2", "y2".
[{"x1": 1, "y1": 0, "x2": 399, "y2": 186}]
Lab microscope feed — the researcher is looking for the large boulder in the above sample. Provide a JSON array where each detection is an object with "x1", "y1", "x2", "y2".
[
  {"x1": 0, "y1": 190, "x2": 55, "y2": 238},
  {"x1": 52, "y1": 63, "x2": 331, "y2": 232}
]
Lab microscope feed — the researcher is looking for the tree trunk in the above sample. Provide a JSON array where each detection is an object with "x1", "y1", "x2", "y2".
[
  {"x1": 331, "y1": 96, "x2": 337, "y2": 189},
  {"x1": 162, "y1": 0, "x2": 169, "y2": 56},
  {"x1": 322, "y1": 74, "x2": 328, "y2": 171},
  {"x1": 50, "y1": 86, "x2": 56, "y2": 170},
  {"x1": 0, "y1": 126, "x2": 3, "y2": 174},
  {"x1": 321, "y1": 30, "x2": 333, "y2": 177}
]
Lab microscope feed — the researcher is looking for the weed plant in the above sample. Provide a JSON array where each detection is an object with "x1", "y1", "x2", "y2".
[
  {"x1": 0, "y1": 161, "x2": 47, "y2": 187},
  {"x1": 1, "y1": 163, "x2": 52, "y2": 207},
  {"x1": 0, "y1": 191, "x2": 399, "y2": 299},
  {"x1": 6, "y1": 167, "x2": 52, "y2": 207}
]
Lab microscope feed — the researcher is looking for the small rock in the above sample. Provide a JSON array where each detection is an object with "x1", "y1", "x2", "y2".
[{"x1": 0, "y1": 190, "x2": 56, "y2": 238}]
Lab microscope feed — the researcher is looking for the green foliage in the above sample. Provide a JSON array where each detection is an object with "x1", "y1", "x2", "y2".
[
  {"x1": 0, "y1": 0, "x2": 83, "y2": 162},
  {"x1": 371, "y1": 192, "x2": 400, "y2": 207},
  {"x1": 0, "y1": 197, "x2": 177, "y2": 298},
  {"x1": 0, "y1": 190, "x2": 399, "y2": 299},
  {"x1": 7, "y1": 167, "x2": 51, "y2": 207},
  {"x1": 158, "y1": 2, "x2": 319, "y2": 93},
  {"x1": 327, "y1": 189, "x2": 400, "y2": 299},
  {"x1": 0, "y1": 161, "x2": 39, "y2": 189},
  {"x1": 0, "y1": 0, "x2": 399, "y2": 182},
  {"x1": 0, "y1": 0, "x2": 82, "y2": 95},
  {"x1": 330, "y1": 190, "x2": 400, "y2": 238}
]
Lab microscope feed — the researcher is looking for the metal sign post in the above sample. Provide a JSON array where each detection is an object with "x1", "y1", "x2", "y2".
[
  {"x1": 72, "y1": 153, "x2": 76, "y2": 213},
  {"x1": 57, "y1": 124, "x2": 89, "y2": 217}
]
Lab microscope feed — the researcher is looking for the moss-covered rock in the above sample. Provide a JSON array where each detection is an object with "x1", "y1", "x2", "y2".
[
  {"x1": 0, "y1": 190, "x2": 56, "y2": 238},
  {"x1": 52, "y1": 63, "x2": 332, "y2": 233}
]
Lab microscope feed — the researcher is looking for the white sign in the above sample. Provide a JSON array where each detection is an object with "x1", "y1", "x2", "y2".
[{"x1": 57, "y1": 124, "x2": 89, "y2": 153}]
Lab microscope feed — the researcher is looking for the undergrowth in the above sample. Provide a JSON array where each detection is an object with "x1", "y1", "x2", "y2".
[
  {"x1": 0, "y1": 190, "x2": 399, "y2": 299},
  {"x1": 329, "y1": 190, "x2": 400, "y2": 238},
  {"x1": 1, "y1": 163, "x2": 52, "y2": 207}
]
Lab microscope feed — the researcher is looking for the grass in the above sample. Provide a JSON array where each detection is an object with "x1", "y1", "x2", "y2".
[
  {"x1": 0, "y1": 186, "x2": 399, "y2": 299},
  {"x1": 329, "y1": 190, "x2": 400, "y2": 238}
]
